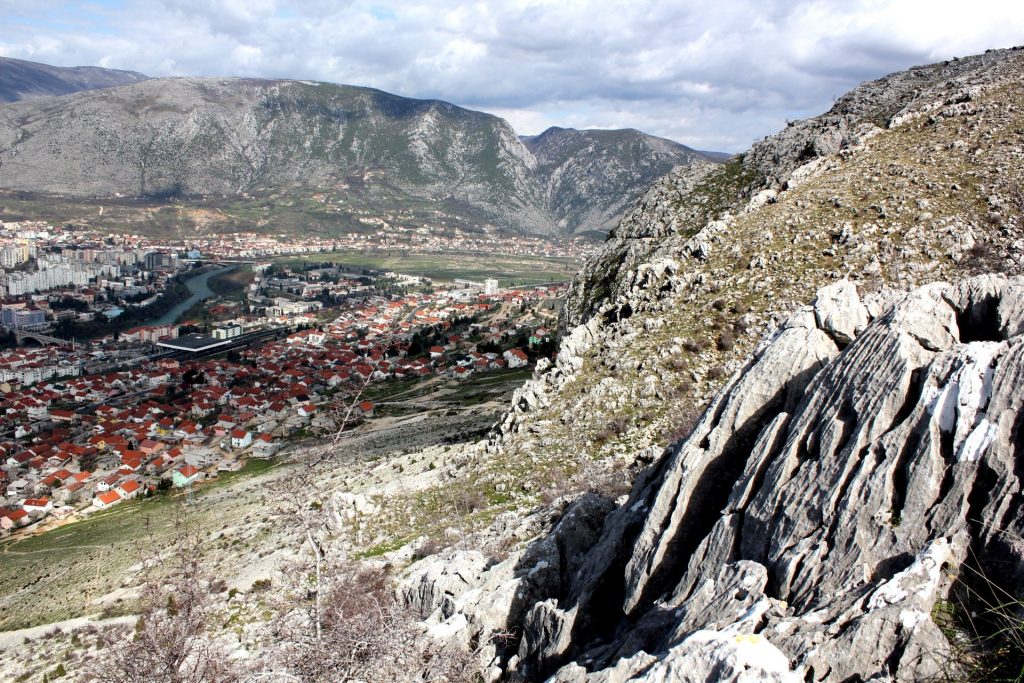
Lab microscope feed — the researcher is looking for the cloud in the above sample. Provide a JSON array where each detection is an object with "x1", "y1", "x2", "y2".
[{"x1": 1, "y1": 0, "x2": 1022, "y2": 151}]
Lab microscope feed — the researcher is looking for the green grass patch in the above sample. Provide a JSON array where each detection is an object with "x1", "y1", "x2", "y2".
[{"x1": 271, "y1": 250, "x2": 580, "y2": 287}]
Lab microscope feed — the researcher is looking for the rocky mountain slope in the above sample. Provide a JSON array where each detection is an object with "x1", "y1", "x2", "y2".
[
  {"x1": 0, "y1": 75, "x2": 712, "y2": 236},
  {"x1": 405, "y1": 275, "x2": 1024, "y2": 681},
  {"x1": 386, "y1": 46, "x2": 1024, "y2": 680},
  {"x1": 0, "y1": 56, "x2": 148, "y2": 104},
  {"x1": 522, "y1": 127, "x2": 711, "y2": 235}
]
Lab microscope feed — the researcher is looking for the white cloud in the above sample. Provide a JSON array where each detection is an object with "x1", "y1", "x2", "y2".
[{"x1": 1, "y1": 0, "x2": 1022, "y2": 150}]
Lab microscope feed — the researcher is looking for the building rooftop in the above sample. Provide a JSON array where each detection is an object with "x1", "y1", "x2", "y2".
[{"x1": 156, "y1": 334, "x2": 232, "y2": 352}]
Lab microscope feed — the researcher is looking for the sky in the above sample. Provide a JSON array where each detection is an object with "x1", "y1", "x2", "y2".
[{"x1": 1, "y1": 1, "x2": 1022, "y2": 152}]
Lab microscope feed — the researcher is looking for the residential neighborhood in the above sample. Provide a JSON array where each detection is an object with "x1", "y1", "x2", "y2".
[{"x1": 0, "y1": 245, "x2": 564, "y2": 537}]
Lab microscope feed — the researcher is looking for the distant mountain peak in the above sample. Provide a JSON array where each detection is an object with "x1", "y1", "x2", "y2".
[{"x1": 0, "y1": 56, "x2": 149, "y2": 104}]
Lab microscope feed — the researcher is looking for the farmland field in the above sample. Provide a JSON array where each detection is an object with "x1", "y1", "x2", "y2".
[{"x1": 271, "y1": 249, "x2": 581, "y2": 287}]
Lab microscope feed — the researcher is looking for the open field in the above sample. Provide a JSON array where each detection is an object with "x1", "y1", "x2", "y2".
[
  {"x1": 271, "y1": 250, "x2": 581, "y2": 287},
  {"x1": 0, "y1": 188, "x2": 500, "y2": 239}
]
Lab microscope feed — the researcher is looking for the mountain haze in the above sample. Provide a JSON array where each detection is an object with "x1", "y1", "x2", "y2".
[
  {"x1": 0, "y1": 71, "x2": 716, "y2": 236},
  {"x1": 0, "y1": 56, "x2": 148, "y2": 104}
]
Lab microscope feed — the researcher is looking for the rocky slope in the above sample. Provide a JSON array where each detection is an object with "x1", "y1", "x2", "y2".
[
  {"x1": 0, "y1": 75, "x2": 713, "y2": 236},
  {"x1": 3, "y1": 46, "x2": 1024, "y2": 683},
  {"x1": 0, "y1": 56, "x2": 148, "y2": 104},
  {"x1": 404, "y1": 275, "x2": 1024, "y2": 681},
  {"x1": 522, "y1": 127, "x2": 710, "y2": 235},
  {"x1": 386, "y1": 46, "x2": 1024, "y2": 680}
]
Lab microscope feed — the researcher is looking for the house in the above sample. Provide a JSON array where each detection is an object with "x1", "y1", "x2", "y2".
[
  {"x1": 172, "y1": 464, "x2": 202, "y2": 488},
  {"x1": 115, "y1": 479, "x2": 142, "y2": 500},
  {"x1": 0, "y1": 508, "x2": 28, "y2": 531},
  {"x1": 97, "y1": 473, "x2": 121, "y2": 492},
  {"x1": 355, "y1": 401, "x2": 375, "y2": 419},
  {"x1": 93, "y1": 490, "x2": 122, "y2": 509},
  {"x1": 252, "y1": 433, "x2": 280, "y2": 458},
  {"x1": 22, "y1": 497, "x2": 52, "y2": 514},
  {"x1": 230, "y1": 429, "x2": 252, "y2": 450},
  {"x1": 139, "y1": 439, "x2": 166, "y2": 456},
  {"x1": 503, "y1": 348, "x2": 529, "y2": 369},
  {"x1": 54, "y1": 481, "x2": 85, "y2": 504}
]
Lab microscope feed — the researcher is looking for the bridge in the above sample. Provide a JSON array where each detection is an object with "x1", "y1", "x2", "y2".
[{"x1": 15, "y1": 330, "x2": 76, "y2": 347}]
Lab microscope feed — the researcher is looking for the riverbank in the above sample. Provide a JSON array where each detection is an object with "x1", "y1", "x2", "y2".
[{"x1": 145, "y1": 265, "x2": 234, "y2": 327}]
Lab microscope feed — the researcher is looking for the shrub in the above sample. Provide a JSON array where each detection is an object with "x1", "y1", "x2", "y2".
[
  {"x1": 708, "y1": 366, "x2": 726, "y2": 380},
  {"x1": 268, "y1": 564, "x2": 481, "y2": 682},
  {"x1": 456, "y1": 489, "x2": 486, "y2": 513},
  {"x1": 595, "y1": 414, "x2": 631, "y2": 444},
  {"x1": 963, "y1": 242, "x2": 1004, "y2": 275},
  {"x1": 412, "y1": 537, "x2": 447, "y2": 561},
  {"x1": 683, "y1": 338, "x2": 709, "y2": 353},
  {"x1": 717, "y1": 329, "x2": 735, "y2": 351},
  {"x1": 935, "y1": 560, "x2": 1024, "y2": 682}
]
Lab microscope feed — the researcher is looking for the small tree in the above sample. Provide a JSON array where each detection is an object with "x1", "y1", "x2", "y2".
[
  {"x1": 259, "y1": 336, "x2": 484, "y2": 681},
  {"x1": 84, "y1": 514, "x2": 239, "y2": 683}
]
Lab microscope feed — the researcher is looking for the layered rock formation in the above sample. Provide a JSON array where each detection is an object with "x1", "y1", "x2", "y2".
[
  {"x1": 404, "y1": 275, "x2": 1024, "y2": 681},
  {"x1": 396, "y1": 46, "x2": 1024, "y2": 682}
]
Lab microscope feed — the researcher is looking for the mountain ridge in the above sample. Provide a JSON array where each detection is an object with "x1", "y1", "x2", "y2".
[
  {"x1": 0, "y1": 55, "x2": 148, "y2": 103},
  {"x1": 0, "y1": 65, "x2": 719, "y2": 237}
]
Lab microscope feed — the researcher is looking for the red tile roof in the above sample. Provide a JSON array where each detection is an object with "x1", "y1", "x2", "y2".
[{"x1": 97, "y1": 491, "x2": 121, "y2": 505}]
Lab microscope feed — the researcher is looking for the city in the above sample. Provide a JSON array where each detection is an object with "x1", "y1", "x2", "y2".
[{"x1": 0, "y1": 218, "x2": 572, "y2": 538}]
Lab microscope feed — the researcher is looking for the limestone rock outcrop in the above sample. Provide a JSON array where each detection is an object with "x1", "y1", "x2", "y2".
[{"x1": 402, "y1": 275, "x2": 1024, "y2": 681}]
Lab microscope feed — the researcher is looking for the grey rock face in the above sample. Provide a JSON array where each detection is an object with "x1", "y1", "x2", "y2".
[
  {"x1": 743, "y1": 47, "x2": 1024, "y2": 191},
  {"x1": 813, "y1": 280, "x2": 869, "y2": 345},
  {"x1": 412, "y1": 276, "x2": 1024, "y2": 681},
  {"x1": 0, "y1": 77, "x2": 716, "y2": 236},
  {"x1": 522, "y1": 127, "x2": 711, "y2": 235},
  {"x1": 399, "y1": 493, "x2": 616, "y2": 673}
]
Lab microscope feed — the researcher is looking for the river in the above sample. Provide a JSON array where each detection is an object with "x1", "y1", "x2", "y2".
[{"x1": 146, "y1": 266, "x2": 233, "y2": 327}]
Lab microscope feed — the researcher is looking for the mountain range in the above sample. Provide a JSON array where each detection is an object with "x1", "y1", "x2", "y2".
[{"x1": 0, "y1": 59, "x2": 719, "y2": 237}]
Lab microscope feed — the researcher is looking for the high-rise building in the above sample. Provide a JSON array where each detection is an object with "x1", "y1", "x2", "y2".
[{"x1": 1, "y1": 307, "x2": 45, "y2": 328}]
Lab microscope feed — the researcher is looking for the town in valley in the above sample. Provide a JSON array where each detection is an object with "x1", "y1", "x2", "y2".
[{"x1": 0, "y1": 218, "x2": 583, "y2": 537}]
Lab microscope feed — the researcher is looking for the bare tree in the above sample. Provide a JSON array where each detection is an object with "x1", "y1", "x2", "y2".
[
  {"x1": 265, "y1": 561, "x2": 485, "y2": 682},
  {"x1": 258, "y1": 336, "x2": 484, "y2": 681},
  {"x1": 85, "y1": 512, "x2": 240, "y2": 683},
  {"x1": 277, "y1": 338, "x2": 384, "y2": 643}
]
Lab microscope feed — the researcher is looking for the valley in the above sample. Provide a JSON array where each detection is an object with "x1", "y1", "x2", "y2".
[{"x1": 1, "y1": 35, "x2": 1024, "y2": 683}]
